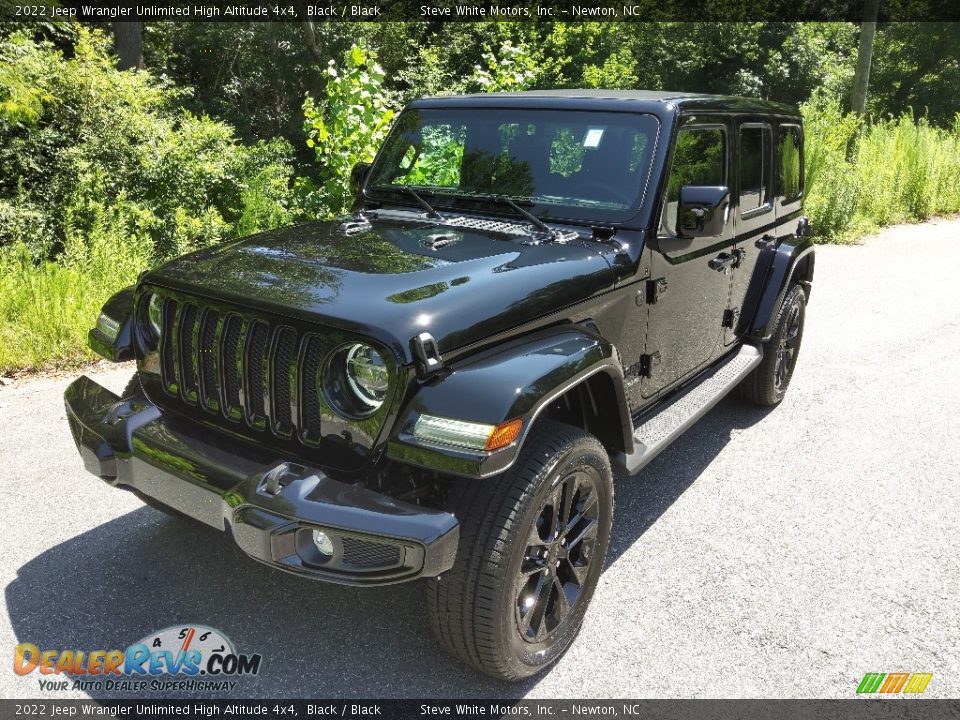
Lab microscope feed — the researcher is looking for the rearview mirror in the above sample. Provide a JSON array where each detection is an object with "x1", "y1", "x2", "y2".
[
  {"x1": 678, "y1": 185, "x2": 730, "y2": 238},
  {"x1": 351, "y1": 162, "x2": 372, "y2": 195}
]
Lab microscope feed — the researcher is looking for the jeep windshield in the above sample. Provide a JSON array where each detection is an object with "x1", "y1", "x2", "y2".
[{"x1": 366, "y1": 108, "x2": 660, "y2": 224}]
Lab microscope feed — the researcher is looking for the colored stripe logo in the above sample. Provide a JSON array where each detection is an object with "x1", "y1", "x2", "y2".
[{"x1": 857, "y1": 672, "x2": 933, "y2": 694}]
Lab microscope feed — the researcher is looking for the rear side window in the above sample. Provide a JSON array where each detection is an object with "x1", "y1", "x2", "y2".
[
  {"x1": 778, "y1": 125, "x2": 803, "y2": 200},
  {"x1": 739, "y1": 125, "x2": 771, "y2": 213},
  {"x1": 661, "y1": 127, "x2": 726, "y2": 236}
]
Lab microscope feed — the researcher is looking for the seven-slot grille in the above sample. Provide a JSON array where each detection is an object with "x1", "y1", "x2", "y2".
[{"x1": 153, "y1": 294, "x2": 333, "y2": 446}]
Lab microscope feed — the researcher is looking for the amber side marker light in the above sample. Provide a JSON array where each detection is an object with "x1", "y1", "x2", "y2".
[{"x1": 485, "y1": 418, "x2": 523, "y2": 452}]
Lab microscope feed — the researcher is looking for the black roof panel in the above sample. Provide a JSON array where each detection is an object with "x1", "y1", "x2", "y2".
[{"x1": 412, "y1": 89, "x2": 800, "y2": 118}]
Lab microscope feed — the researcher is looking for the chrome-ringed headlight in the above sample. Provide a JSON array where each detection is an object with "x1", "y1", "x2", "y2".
[
  {"x1": 345, "y1": 343, "x2": 389, "y2": 409},
  {"x1": 325, "y1": 342, "x2": 390, "y2": 418}
]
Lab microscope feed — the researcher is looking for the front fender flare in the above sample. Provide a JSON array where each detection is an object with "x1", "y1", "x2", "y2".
[
  {"x1": 386, "y1": 327, "x2": 632, "y2": 478},
  {"x1": 88, "y1": 286, "x2": 136, "y2": 362}
]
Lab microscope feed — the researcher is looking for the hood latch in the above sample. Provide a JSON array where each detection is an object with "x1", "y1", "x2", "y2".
[{"x1": 411, "y1": 332, "x2": 444, "y2": 379}]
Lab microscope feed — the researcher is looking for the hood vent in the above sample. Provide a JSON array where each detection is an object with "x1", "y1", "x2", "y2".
[
  {"x1": 338, "y1": 217, "x2": 373, "y2": 236},
  {"x1": 443, "y1": 215, "x2": 531, "y2": 236}
]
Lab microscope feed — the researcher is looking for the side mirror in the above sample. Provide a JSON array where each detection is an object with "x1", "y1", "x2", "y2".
[
  {"x1": 351, "y1": 162, "x2": 372, "y2": 195},
  {"x1": 678, "y1": 185, "x2": 730, "y2": 238}
]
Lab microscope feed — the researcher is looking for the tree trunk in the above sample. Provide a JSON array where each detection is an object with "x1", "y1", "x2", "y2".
[
  {"x1": 301, "y1": 20, "x2": 326, "y2": 64},
  {"x1": 293, "y1": 0, "x2": 326, "y2": 65},
  {"x1": 112, "y1": 22, "x2": 143, "y2": 70},
  {"x1": 850, "y1": 0, "x2": 880, "y2": 114}
]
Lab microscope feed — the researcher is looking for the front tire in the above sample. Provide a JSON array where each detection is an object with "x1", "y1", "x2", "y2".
[
  {"x1": 426, "y1": 421, "x2": 613, "y2": 681},
  {"x1": 739, "y1": 283, "x2": 807, "y2": 406}
]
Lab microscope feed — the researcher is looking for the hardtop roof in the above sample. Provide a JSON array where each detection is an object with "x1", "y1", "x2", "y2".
[{"x1": 412, "y1": 89, "x2": 801, "y2": 118}]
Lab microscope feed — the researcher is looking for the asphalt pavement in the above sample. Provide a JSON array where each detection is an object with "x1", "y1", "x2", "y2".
[{"x1": 2, "y1": 218, "x2": 958, "y2": 699}]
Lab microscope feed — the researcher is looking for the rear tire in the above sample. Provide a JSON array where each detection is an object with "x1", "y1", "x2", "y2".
[
  {"x1": 739, "y1": 283, "x2": 806, "y2": 406},
  {"x1": 426, "y1": 420, "x2": 613, "y2": 681}
]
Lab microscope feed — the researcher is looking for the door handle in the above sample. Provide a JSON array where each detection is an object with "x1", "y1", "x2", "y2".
[{"x1": 709, "y1": 252, "x2": 737, "y2": 271}]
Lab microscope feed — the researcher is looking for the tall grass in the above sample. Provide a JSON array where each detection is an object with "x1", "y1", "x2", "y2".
[
  {"x1": 804, "y1": 97, "x2": 960, "y2": 242},
  {"x1": 0, "y1": 229, "x2": 148, "y2": 373}
]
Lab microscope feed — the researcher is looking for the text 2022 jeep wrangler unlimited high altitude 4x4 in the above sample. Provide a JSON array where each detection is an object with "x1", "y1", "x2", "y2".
[{"x1": 66, "y1": 90, "x2": 813, "y2": 681}]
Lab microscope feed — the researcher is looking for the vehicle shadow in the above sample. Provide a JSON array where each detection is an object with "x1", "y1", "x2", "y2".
[
  {"x1": 607, "y1": 396, "x2": 775, "y2": 567},
  {"x1": 6, "y1": 397, "x2": 771, "y2": 699}
]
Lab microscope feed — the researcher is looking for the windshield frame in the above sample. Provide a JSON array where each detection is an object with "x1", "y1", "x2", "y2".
[{"x1": 363, "y1": 107, "x2": 662, "y2": 226}]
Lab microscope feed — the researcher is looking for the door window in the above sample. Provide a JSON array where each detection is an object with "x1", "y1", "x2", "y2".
[
  {"x1": 778, "y1": 125, "x2": 803, "y2": 201},
  {"x1": 661, "y1": 127, "x2": 726, "y2": 236},
  {"x1": 738, "y1": 126, "x2": 771, "y2": 213}
]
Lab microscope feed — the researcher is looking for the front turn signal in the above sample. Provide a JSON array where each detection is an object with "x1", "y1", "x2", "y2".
[{"x1": 484, "y1": 418, "x2": 523, "y2": 452}]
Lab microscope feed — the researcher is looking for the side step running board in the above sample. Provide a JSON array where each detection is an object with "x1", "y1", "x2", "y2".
[{"x1": 613, "y1": 343, "x2": 762, "y2": 476}]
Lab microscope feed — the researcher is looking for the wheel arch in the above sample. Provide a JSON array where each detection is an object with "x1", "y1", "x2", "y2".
[
  {"x1": 88, "y1": 285, "x2": 136, "y2": 362},
  {"x1": 386, "y1": 326, "x2": 634, "y2": 479},
  {"x1": 537, "y1": 367, "x2": 630, "y2": 459},
  {"x1": 747, "y1": 236, "x2": 815, "y2": 342},
  {"x1": 790, "y1": 250, "x2": 815, "y2": 299}
]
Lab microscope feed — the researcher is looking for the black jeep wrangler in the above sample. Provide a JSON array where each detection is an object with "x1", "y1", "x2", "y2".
[{"x1": 66, "y1": 90, "x2": 813, "y2": 681}]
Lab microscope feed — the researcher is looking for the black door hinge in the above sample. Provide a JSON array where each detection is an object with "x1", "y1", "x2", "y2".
[
  {"x1": 639, "y1": 352, "x2": 661, "y2": 378},
  {"x1": 645, "y1": 277, "x2": 668, "y2": 304},
  {"x1": 722, "y1": 307, "x2": 740, "y2": 328}
]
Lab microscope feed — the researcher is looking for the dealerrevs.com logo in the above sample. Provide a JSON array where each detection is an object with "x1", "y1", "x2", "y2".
[{"x1": 14, "y1": 625, "x2": 262, "y2": 693}]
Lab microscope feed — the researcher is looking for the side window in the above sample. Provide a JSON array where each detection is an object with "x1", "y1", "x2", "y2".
[
  {"x1": 738, "y1": 126, "x2": 771, "y2": 213},
  {"x1": 661, "y1": 127, "x2": 725, "y2": 236},
  {"x1": 778, "y1": 125, "x2": 803, "y2": 200}
]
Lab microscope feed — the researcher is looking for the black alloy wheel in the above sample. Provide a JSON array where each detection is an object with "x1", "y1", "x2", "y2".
[
  {"x1": 774, "y1": 295, "x2": 803, "y2": 392},
  {"x1": 515, "y1": 469, "x2": 601, "y2": 643},
  {"x1": 427, "y1": 420, "x2": 613, "y2": 681},
  {"x1": 739, "y1": 283, "x2": 807, "y2": 406}
]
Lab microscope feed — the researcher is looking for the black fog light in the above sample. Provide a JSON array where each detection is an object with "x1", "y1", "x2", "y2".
[{"x1": 296, "y1": 526, "x2": 341, "y2": 567}]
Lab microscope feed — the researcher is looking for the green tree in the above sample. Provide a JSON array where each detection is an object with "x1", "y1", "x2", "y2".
[
  {"x1": 869, "y1": 23, "x2": 960, "y2": 125},
  {"x1": 850, "y1": 0, "x2": 880, "y2": 114},
  {"x1": 301, "y1": 44, "x2": 396, "y2": 217},
  {"x1": 0, "y1": 27, "x2": 295, "y2": 262},
  {"x1": 143, "y1": 22, "x2": 361, "y2": 149},
  {"x1": 466, "y1": 40, "x2": 538, "y2": 93}
]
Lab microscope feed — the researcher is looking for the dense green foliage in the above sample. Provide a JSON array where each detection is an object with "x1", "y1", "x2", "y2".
[
  {"x1": 0, "y1": 28, "x2": 295, "y2": 262},
  {"x1": 0, "y1": 21, "x2": 958, "y2": 372},
  {"x1": 301, "y1": 45, "x2": 395, "y2": 217},
  {"x1": 0, "y1": 27, "x2": 295, "y2": 370},
  {"x1": 803, "y1": 95, "x2": 960, "y2": 241}
]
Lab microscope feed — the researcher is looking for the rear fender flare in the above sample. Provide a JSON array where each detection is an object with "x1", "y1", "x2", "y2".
[{"x1": 748, "y1": 236, "x2": 815, "y2": 342}]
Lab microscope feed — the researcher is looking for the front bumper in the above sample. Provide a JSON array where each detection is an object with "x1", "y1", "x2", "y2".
[{"x1": 64, "y1": 375, "x2": 459, "y2": 585}]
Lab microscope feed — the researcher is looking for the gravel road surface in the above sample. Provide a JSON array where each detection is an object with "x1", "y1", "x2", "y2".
[{"x1": 2, "y1": 218, "x2": 958, "y2": 700}]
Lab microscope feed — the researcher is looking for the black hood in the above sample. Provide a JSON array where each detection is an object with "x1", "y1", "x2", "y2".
[{"x1": 144, "y1": 218, "x2": 615, "y2": 362}]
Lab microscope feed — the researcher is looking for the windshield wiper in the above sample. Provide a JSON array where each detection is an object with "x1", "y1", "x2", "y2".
[
  {"x1": 494, "y1": 196, "x2": 554, "y2": 235},
  {"x1": 399, "y1": 186, "x2": 441, "y2": 219}
]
